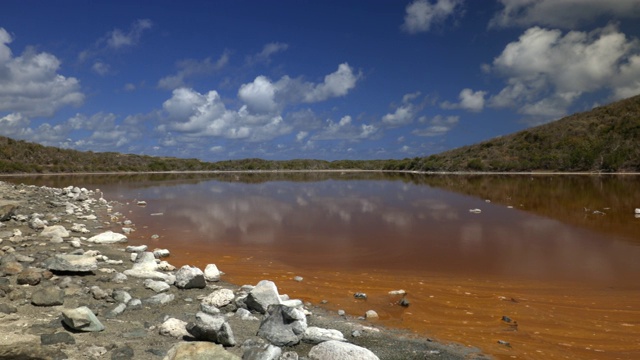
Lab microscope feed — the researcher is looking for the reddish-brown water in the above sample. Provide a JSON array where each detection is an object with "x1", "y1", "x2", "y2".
[{"x1": 8, "y1": 173, "x2": 640, "y2": 359}]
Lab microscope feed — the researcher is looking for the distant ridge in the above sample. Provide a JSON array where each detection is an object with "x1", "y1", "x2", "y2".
[
  {"x1": 1, "y1": 94, "x2": 639, "y2": 174},
  {"x1": 385, "y1": 94, "x2": 640, "y2": 172}
]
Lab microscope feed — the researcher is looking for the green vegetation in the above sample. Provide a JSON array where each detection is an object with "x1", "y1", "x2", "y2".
[{"x1": 1, "y1": 94, "x2": 639, "y2": 173}]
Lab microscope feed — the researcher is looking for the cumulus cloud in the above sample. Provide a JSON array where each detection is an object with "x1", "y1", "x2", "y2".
[
  {"x1": 412, "y1": 115, "x2": 459, "y2": 136},
  {"x1": 488, "y1": 24, "x2": 640, "y2": 120},
  {"x1": 160, "y1": 87, "x2": 292, "y2": 142},
  {"x1": 382, "y1": 91, "x2": 423, "y2": 126},
  {"x1": 491, "y1": 0, "x2": 640, "y2": 29},
  {"x1": 311, "y1": 115, "x2": 378, "y2": 141},
  {"x1": 246, "y1": 42, "x2": 289, "y2": 65},
  {"x1": 302, "y1": 63, "x2": 360, "y2": 102},
  {"x1": 0, "y1": 28, "x2": 84, "y2": 119},
  {"x1": 157, "y1": 52, "x2": 229, "y2": 90},
  {"x1": 402, "y1": 0, "x2": 464, "y2": 34},
  {"x1": 79, "y1": 19, "x2": 152, "y2": 63},
  {"x1": 238, "y1": 76, "x2": 278, "y2": 113},
  {"x1": 441, "y1": 88, "x2": 486, "y2": 112}
]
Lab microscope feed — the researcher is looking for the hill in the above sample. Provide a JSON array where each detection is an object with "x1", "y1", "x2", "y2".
[{"x1": 385, "y1": 94, "x2": 640, "y2": 172}]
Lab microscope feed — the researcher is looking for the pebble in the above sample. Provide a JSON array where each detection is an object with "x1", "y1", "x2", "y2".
[{"x1": 354, "y1": 292, "x2": 367, "y2": 299}]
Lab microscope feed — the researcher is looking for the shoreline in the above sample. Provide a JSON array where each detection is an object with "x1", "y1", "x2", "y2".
[{"x1": 0, "y1": 180, "x2": 484, "y2": 359}]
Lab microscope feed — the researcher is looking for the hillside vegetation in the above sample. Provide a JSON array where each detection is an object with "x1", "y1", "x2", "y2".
[
  {"x1": 1, "y1": 94, "x2": 639, "y2": 174},
  {"x1": 385, "y1": 94, "x2": 640, "y2": 172}
]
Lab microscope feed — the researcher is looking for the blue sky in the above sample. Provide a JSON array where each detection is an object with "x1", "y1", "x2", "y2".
[{"x1": 1, "y1": 1, "x2": 640, "y2": 161}]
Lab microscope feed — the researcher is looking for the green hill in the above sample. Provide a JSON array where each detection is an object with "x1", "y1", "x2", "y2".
[{"x1": 385, "y1": 94, "x2": 640, "y2": 172}]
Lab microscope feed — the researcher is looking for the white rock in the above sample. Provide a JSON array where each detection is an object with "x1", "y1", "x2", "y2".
[
  {"x1": 204, "y1": 264, "x2": 221, "y2": 282},
  {"x1": 469, "y1": 208, "x2": 482, "y2": 214},
  {"x1": 388, "y1": 289, "x2": 406, "y2": 295},
  {"x1": 153, "y1": 248, "x2": 170, "y2": 258},
  {"x1": 126, "y1": 245, "x2": 148, "y2": 253},
  {"x1": 87, "y1": 231, "x2": 127, "y2": 244},
  {"x1": 144, "y1": 279, "x2": 171, "y2": 293},
  {"x1": 157, "y1": 261, "x2": 176, "y2": 271},
  {"x1": 365, "y1": 310, "x2": 379, "y2": 319},
  {"x1": 303, "y1": 327, "x2": 347, "y2": 344},
  {"x1": 159, "y1": 318, "x2": 189, "y2": 338},
  {"x1": 39, "y1": 225, "x2": 70, "y2": 238},
  {"x1": 202, "y1": 289, "x2": 235, "y2": 308},
  {"x1": 308, "y1": 340, "x2": 379, "y2": 360},
  {"x1": 635, "y1": 208, "x2": 640, "y2": 214}
]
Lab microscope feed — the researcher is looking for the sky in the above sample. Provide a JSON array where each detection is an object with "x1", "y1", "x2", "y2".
[{"x1": 1, "y1": 0, "x2": 640, "y2": 161}]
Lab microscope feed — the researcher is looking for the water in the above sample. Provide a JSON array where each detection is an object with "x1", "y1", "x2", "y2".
[{"x1": 6, "y1": 172, "x2": 640, "y2": 359}]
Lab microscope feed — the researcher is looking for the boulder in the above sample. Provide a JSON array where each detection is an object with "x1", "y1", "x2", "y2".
[
  {"x1": 175, "y1": 265, "x2": 206, "y2": 289},
  {"x1": 39, "y1": 225, "x2": 70, "y2": 239},
  {"x1": 163, "y1": 341, "x2": 240, "y2": 360},
  {"x1": 257, "y1": 304, "x2": 307, "y2": 347},
  {"x1": 44, "y1": 254, "x2": 98, "y2": 273},
  {"x1": 246, "y1": 280, "x2": 281, "y2": 314},
  {"x1": 204, "y1": 264, "x2": 221, "y2": 282},
  {"x1": 186, "y1": 312, "x2": 236, "y2": 347},
  {"x1": 303, "y1": 327, "x2": 346, "y2": 344},
  {"x1": 32, "y1": 286, "x2": 64, "y2": 306},
  {"x1": 124, "y1": 252, "x2": 176, "y2": 283},
  {"x1": 86, "y1": 231, "x2": 127, "y2": 244},
  {"x1": 159, "y1": 318, "x2": 190, "y2": 338},
  {"x1": 308, "y1": 340, "x2": 379, "y2": 360},
  {"x1": 61, "y1": 306, "x2": 105, "y2": 332},
  {"x1": 201, "y1": 288, "x2": 235, "y2": 308}
]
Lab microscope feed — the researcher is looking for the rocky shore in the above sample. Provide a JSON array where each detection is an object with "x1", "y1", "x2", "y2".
[{"x1": 0, "y1": 180, "x2": 486, "y2": 360}]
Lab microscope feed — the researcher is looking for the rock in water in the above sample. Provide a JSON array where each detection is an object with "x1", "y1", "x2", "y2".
[
  {"x1": 186, "y1": 312, "x2": 236, "y2": 347},
  {"x1": 204, "y1": 264, "x2": 221, "y2": 282},
  {"x1": 86, "y1": 231, "x2": 128, "y2": 244},
  {"x1": 257, "y1": 304, "x2": 307, "y2": 347},
  {"x1": 61, "y1": 306, "x2": 105, "y2": 332},
  {"x1": 175, "y1": 265, "x2": 206, "y2": 289},
  {"x1": 163, "y1": 341, "x2": 240, "y2": 360},
  {"x1": 308, "y1": 340, "x2": 379, "y2": 360}
]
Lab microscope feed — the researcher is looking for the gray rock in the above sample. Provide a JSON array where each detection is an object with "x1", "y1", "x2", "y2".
[
  {"x1": 0, "y1": 200, "x2": 20, "y2": 221},
  {"x1": 202, "y1": 288, "x2": 235, "y2": 308},
  {"x1": 257, "y1": 305, "x2": 307, "y2": 347},
  {"x1": 105, "y1": 303, "x2": 127, "y2": 318},
  {"x1": 308, "y1": 340, "x2": 379, "y2": 360},
  {"x1": 62, "y1": 306, "x2": 105, "y2": 332},
  {"x1": 41, "y1": 332, "x2": 75, "y2": 345},
  {"x1": 204, "y1": 263, "x2": 221, "y2": 282},
  {"x1": 153, "y1": 248, "x2": 170, "y2": 258},
  {"x1": 241, "y1": 338, "x2": 282, "y2": 360},
  {"x1": 91, "y1": 285, "x2": 111, "y2": 300},
  {"x1": 29, "y1": 217, "x2": 46, "y2": 230},
  {"x1": 0, "y1": 261, "x2": 23, "y2": 275},
  {"x1": 144, "y1": 293, "x2": 175, "y2": 305},
  {"x1": 32, "y1": 286, "x2": 64, "y2": 306},
  {"x1": 125, "y1": 245, "x2": 147, "y2": 253},
  {"x1": 128, "y1": 298, "x2": 142, "y2": 309},
  {"x1": 246, "y1": 280, "x2": 281, "y2": 314},
  {"x1": 163, "y1": 341, "x2": 240, "y2": 360},
  {"x1": 113, "y1": 290, "x2": 132, "y2": 304},
  {"x1": 111, "y1": 345, "x2": 134, "y2": 360},
  {"x1": 236, "y1": 308, "x2": 259, "y2": 321},
  {"x1": 365, "y1": 310, "x2": 379, "y2": 319},
  {"x1": 144, "y1": 279, "x2": 171, "y2": 293},
  {"x1": 17, "y1": 267, "x2": 43, "y2": 285},
  {"x1": 303, "y1": 327, "x2": 346, "y2": 344},
  {"x1": 186, "y1": 312, "x2": 236, "y2": 347},
  {"x1": 44, "y1": 254, "x2": 98, "y2": 273},
  {"x1": 39, "y1": 225, "x2": 70, "y2": 239},
  {"x1": 200, "y1": 303, "x2": 221, "y2": 315},
  {"x1": 86, "y1": 231, "x2": 127, "y2": 244},
  {"x1": 175, "y1": 265, "x2": 206, "y2": 289},
  {"x1": 159, "y1": 318, "x2": 189, "y2": 338},
  {"x1": 280, "y1": 352, "x2": 299, "y2": 360},
  {"x1": 0, "y1": 303, "x2": 17, "y2": 314}
]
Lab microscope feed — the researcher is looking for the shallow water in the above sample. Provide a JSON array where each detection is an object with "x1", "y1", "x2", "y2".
[{"x1": 7, "y1": 173, "x2": 640, "y2": 359}]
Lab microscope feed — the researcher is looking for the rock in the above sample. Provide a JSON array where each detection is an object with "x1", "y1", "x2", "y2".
[
  {"x1": 144, "y1": 293, "x2": 175, "y2": 305},
  {"x1": 28, "y1": 217, "x2": 46, "y2": 230},
  {"x1": 204, "y1": 264, "x2": 221, "y2": 282},
  {"x1": 175, "y1": 265, "x2": 206, "y2": 289},
  {"x1": 308, "y1": 340, "x2": 379, "y2": 360},
  {"x1": 241, "y1": 338, "x2": 282, "y2": 360},
  {"x1": 0, "y1": 303, "x2": 17, "y2": 314},
  {"x1": 91, "y1": 285, "x2": 111, "y2": 300},
  {"x1": 0, "y1": 261, "x2": 23, "y2": 275},
  {"x1": 163, "y1": 341, "x2": 240, "y2": 360},
  {"x1": 280, "y1": 352, "x2": 299, "y2": 360},
  {"x1": 128, "y1": 298, "x2": 142, "y2": 309},
  {"x1": 303, "y1": 327, "x2": 347, "y2": 344},
  {"x1": 113, "y1": 290, "x2": 132, "y2": 304},
  {"x1": 144, "y1": 279, "x2": 171, "y2": 293},
  {"x1": 39, "y1": 225, "x2": 70, "y2": 239},
  {"x1": 17, "y1": 268, "x2": 43, "y2": 285},
  {"x1": 236, "y1": 308, "x2": 259, "y2": 321},
  {"x1": 32, "y1": 286, "x2": 65, "y2": 306},
  {"x1": 293, "y1": 276, "x2": 303, "y2": 282},
  {"x1": 126, "y1": 245, "x2": 147, "y2": 252},
  {"x1": 202, "y1": 288, "x2": 235, "y2": 308},
  {"x1": 61, "y1": 306, "x2": 105, "y2": 332},
  {"x1": 105, "y1": 303, "x2": 127, "y2": 318},
  {"x1": 157, "y1": 261, "x2": 176, "y2": 271},
  {"x1": 111, "y1": 345, "x2": 134, "y2": 360},
  {"x1": 186, "y1": 312, "x2": 236, "y2": 347},
  {"x1": 86, "y1": 231, "x2": 127, "y2": 244},
  {"x1": 365, "y1": 310, "x2": 379, "y2": 319},
  {"x1": 399, "y1": 297, "x2": 410, "y2": 307},
  {"x1": 0, "y1": 200, "x2": 20, "y2": 221},
  {"x1": 257, "y1": 304, "x2": 307, "y2": 347},
  {"x1": 87, "y1": 346, "x2": 108, "y2": 358},
  {"x1": 41, "y1": 332, "x2": 75, "y2": 345},
  {"x1": 388, "y1": 289, "x2": 406, "y2": 295},
  {"x1": 159, "y1": 318, "x2": 190, "y2": 338},
  {"x1": 153, "y1": 248, "x2": 170, "y2": 258},
  {"x1": 246, "y1": 280, "x2": 281, "y2": 314},
  {"x1": 44, "y1": 254, "x2": 98, "y2": 273},
  {"x1": 354, "y1": 292, "x2": 367, "y2": 299},
  {"x1": 112, "y1": 272, "x2": 128, "y2": 283},
  {"x1": 337, "y1": 310, "x2": 345, "y2": 316}
]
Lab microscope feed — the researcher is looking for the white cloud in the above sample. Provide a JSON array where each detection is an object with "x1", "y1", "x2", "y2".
[
  {"x1": 107, "y1": 19, "x2": 152, "y2": 49},
  {"x1": 295, "y1": 131, "x2": 309, "y2": 142},
  {"x1": 238, "y1": 76, "x2": 278, "y2": 113},
  {"x1": 402, "y1": 0, "x2": 464, "y2": 34},
  {"x1": 491, "y1": 0, "x2": 640, "y2": 29},
  {"x1": 157, "y1": 52, "x2": 229, "y2": 90},
  {"x1": 302, "y1": 63, "x2": 360, "y2": 103},
  {"x1": 441, "y1": 88, "x2": 486, "y2": 112},
  {"x1": 124, "y1": 83, "x2": 136, "y2": 91},
  {"x1": 382, "y1": 91, "x2": 422, "y2": 126},
  {"x1": 311, "y1": 115, "x2": 378, "y2": 141},
  {"x1": 412, "y1": 115, "x2": 459, "y2": 136},
  {"x1": 488, "y1": 24, "x2": 640, "y2": 120},
  {"x1": 92, "y1": 61, "x2": 110, "y2": 75},
  {"x1": 0, "y1": 112, "x2": 32, "y2": 138},
  {"x1": 0, "y1": 28, "x2": 84, "y2": 119},
  {"x1": 247, "y1": 42, "x2": 289, "y2": 65},
  {"x1": 210, "y1": 145, "x2": 224, "y2": 153}
]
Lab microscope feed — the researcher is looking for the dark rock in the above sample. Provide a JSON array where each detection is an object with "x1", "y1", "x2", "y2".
[
  {"x1": 17, "y1": 268, "x2": 43, "y2": 286},
  {"x1": 399, "y1": 297, "x2": 410, "y2": 307},
  {"x1": 174, "y1": 265, "x2": 206, "y2": 289},
  {"x1": 111, "y1": 345, "x2": 134, "y2": 360},
  {"x1": 502, "y1": 315, "x2": 512, "y2": 323},
  {"x1": 32, "y1": 286, "x2": 64, "y2": 306},
  {"x1": 241, "y1": 338, "x2": 282, "y2": 360},
  {"x1": 186, "y1": 312, "x2": 236, "y2": 347},
  {"x1": 246, "y1": 280, "x2": 281, "y2": 314},
  {"x1": 257, "y1": 304, "x2": 307, "y2": 347},
  {"x1": 41, "y1": 332, "x2": 76, "y2": 345},
  {"x1": 354, "y1": 292, "x2": 367, "y2": 299}
]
